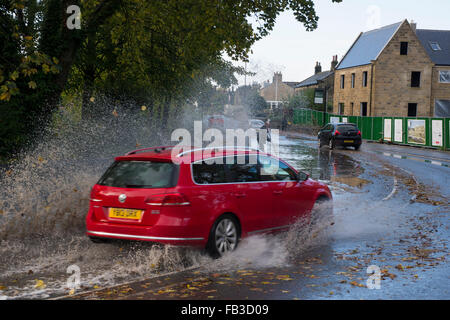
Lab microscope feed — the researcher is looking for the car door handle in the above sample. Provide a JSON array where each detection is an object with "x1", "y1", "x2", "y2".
[
  {"x1": 273, "y1": 191, "x2": 283, "y2": 195},
  {"x1": 233, "y1": 193, "x2": 246, "y2": 198}
]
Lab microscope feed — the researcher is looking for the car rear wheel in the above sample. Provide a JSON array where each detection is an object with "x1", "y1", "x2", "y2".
[
  {"x1": 354, "y1": 145, "x2": 361, "y2": 151},
  {"x1": 206, "y1": 215, "x2": 240, "y2": 258},
  {"x1": 328, "y1": 138, "x2": 335, "y2": 150}
]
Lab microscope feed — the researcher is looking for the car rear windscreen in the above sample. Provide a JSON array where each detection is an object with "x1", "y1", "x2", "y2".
[
  {"x1": 337, "y1": 124, "x2": 358, "y2": 132},
  {"x1": 98, "y1": 161, "x2": 177, "y2": 188}
]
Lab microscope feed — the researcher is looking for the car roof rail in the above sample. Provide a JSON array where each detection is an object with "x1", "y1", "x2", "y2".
[
  {"x1": 125, "y1": 146, "x2": 175, "y2": 156},
  {"x1": 176, "y1": 146, "x2": 263, "y2": 158}
]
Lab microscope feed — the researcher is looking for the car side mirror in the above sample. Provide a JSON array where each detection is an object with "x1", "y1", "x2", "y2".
[{"x1": 297, "y1": 172, "x2": 309, "y2": 182}]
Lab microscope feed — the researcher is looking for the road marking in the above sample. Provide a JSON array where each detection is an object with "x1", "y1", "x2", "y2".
[
  {"x1": 383, "y1": 176, "x2": 398, "y2": 201},
  {"x1": 376, "y1": 151, "x2": 449, "y2": 168}
]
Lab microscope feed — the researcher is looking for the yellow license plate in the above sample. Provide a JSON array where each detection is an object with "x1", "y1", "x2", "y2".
[
  {"x1": 109, "y1": 208, "x2": 143, "y2": 220},
  {"x1": 344, "y1": 140, "x2": 354, "y2": 143}
]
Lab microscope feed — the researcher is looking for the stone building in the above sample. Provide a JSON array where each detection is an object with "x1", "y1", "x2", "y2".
[
  {"x1": 417, "y1": 29, "x2": 450, "y2": 117},
  {"x1": 295, "y1": 56, "x2": 338, "y2": 111},
  {"x1": 333, "y1": 20, "x2": 450, "y2": 118},
  {"x1": 259, "y1": 72, "x2": 300, "y2": 109}
]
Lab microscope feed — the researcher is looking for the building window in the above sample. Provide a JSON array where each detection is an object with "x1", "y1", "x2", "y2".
[
  {"x1": 351, "y1": 73, "x2": 355, "y2": 88},
  {"x1": 340, "y1": 75, "x2": 345, "y2": 89},
  {"x1": 361, "y1": 102, "x2": 368, "y2": 117},
  {"x1": 338, "y1": 103, "x2": 345, "y2": 115},
  {"x1": 429, "y1": 42, "x2": 441, "y2": 51},
  {"x1": 350, "y1": 102, "x2": 354, "y2": 115},
  {"x1": 400, "y1": 42, "x2": 408, "y2": 55},
  {"x1": 362, "y1": 71, "x2": 368, "y2": 87},
  {"x1": 439, "y1": 71, "x2": 450, "y2": 83},
  {"x1": 408, "y1": 103, "x2": 418, "y2": 117},
  {"x1": 435, "y1": 100, "x2": 450, "y2": 117},
  {"x1": 411, "y1": 72, "x2": 421, "y2": 87}
]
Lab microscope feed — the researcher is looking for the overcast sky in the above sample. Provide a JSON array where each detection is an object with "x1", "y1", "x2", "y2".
[{"x1": 232, "y1": 0, "x2": 450, "y2": 86}]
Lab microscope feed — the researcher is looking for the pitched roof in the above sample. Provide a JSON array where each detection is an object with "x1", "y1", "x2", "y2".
[
  {"x1": 336, "y1": 21, "x2": 404, "y2": 70},
  {"x1": 284, "y1": 82, "x2": 301, "y2": 88},
  {"x1": 295, "y1": 71, "x2": 334, "y2": 88},
  {"x1": 416, "y1": 29, "x2": 450, "y2": 66}
]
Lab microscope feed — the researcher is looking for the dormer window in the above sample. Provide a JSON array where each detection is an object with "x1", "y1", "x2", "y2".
[{"x1": 429, "y1": 42, "x2": 441, "y2": 51}]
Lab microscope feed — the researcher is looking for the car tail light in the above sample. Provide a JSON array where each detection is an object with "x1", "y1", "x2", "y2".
[
  {"x1": 90, "y1": 186, "x2": 102, "y2": 202},
  {"x1": 146, "y1": 193, "x2": 190, "y2": 206},
  {"x1": 357, "y1": 130, "x2": 361, "y2": 136},
  {"x1": 335, "y1": 130, "x2": 341, "y2": 136}
]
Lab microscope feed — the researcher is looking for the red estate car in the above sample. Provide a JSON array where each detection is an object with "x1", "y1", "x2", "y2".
[{"x1": 86, "y1": 146, "x2": 332, "y2": 257}]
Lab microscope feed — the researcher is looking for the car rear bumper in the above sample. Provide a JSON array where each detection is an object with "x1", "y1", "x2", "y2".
[
  {"x1": 334, "y1": 137, "x2": 362, "y2": 146},
  {"x1": 86, "y1": 230, "x2": 205, "y2": 244},
  {"x1": 86, "y1": 208, "x2": 207, "y2": 247}
]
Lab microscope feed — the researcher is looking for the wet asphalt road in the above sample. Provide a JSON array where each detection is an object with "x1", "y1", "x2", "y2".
[{"x1": 63, "y1": 135, "x2": 449, "y2": 301}]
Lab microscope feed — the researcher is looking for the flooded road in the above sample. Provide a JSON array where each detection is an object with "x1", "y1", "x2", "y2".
[{"x1": 0, "y1": 135, "x2": 448, "y2": 300}]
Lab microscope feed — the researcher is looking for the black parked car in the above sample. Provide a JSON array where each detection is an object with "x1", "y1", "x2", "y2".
[{"x1": 318, "y1": 123, "x2": 362, "y2": 151}]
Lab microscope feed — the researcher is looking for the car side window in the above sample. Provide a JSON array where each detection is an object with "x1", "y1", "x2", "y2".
[
  {"x1": 259, "y1": 156, "x2": 297, "y2": 182},
  {"x1": 192, "y1": 161, "x2": 226, "y2": 184},
  {"x1": 226, "y1": 155, "x2": 260, "y2": 183}
]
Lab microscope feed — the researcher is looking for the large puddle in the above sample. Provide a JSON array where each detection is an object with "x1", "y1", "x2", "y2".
[{"x1": 0, "y1": 120, "x2": 376, "y2": 299}]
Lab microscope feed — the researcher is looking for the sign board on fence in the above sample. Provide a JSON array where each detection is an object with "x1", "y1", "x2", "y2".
[
  {"x1": 342, "y1": 118, "x2": 348, "y2": 123},
  {"x1": 384, "y1": 119, "x2": 392, "y2": 141},
  {"x1": 431, "y1": 120, "x2": 443, "y2": 147},
  {"x1": 394, "y1": 119, "x2": 403, "y2": 142},
  {"x1": 407, "y1": 120, "x2": 426, "y2": 145},
  {"x1": 330, "y1": 117, "x2": 340, "y2": 124}
]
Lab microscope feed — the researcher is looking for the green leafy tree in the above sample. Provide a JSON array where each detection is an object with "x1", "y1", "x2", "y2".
[{"x1": 0, "y1": 0, "x2": 342, "y2": 158}]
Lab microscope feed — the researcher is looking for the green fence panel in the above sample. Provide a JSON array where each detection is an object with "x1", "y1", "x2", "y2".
[
  {"x1": 361, "y1": 117, "x2": 372, "y2": 140},
  {"x1": 293, "y1": 109, "x2": 448, "y2": 150},
  {"x1": 372, "y1": 117, "x2": 383, "y2": 141}
]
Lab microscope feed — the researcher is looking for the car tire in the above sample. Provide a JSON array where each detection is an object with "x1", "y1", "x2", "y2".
[
  {"x1": 206, "y1": 215, "x2": 240, "y2": 258},
  {"x1": 354, "y1": 145, "x2": 361, "y2": 151},
  {"x1": 328, "y1": 138, "x2": 335, "y2": 150}
]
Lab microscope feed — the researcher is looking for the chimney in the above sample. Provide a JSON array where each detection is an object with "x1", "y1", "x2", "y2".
[
  {"x1": 331, "y1": 55, "x2": 338, "y2": 71},
  {"x1": 315, "y1": 62, "x2": 322, "y2": 74},
  {"x1": 410, "y1": 20, "x2": 417, "y2": 34},
  {"x1": 273, "y1": 72, "x2": 282, "y2": 83}
]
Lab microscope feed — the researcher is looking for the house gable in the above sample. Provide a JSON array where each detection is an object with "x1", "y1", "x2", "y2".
[
  {"x1": 372, "y1": 20, "x2": 434, "y2": 117},
  {"x1": 336, "y1": 21, "x2": 403, "y2": 70}
]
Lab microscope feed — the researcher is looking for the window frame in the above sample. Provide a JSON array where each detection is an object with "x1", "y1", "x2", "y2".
[
  {"x1": 400, "y1": 42, "x2": 409, "y2": 55},
  {"x1": 408, "y1": 103, "x2": 418, "y2": 117},
  {"x1": 190, "y1": 155, "x2": 299, "y2": 185},
  {"x1": 429, "y1": 41, "x2": 441, "y2": 51},
  {"x1": 97, "y1": 160, "x2": 179, "y2": 189},
  {"x1": 338, "y1": 103, "x2": 345, "y2": 115},
  {"x1": 259, "y1": 155, "x2": 298, "y2": 182},
  {"x1": 361, "y1": 102, "x2": 368, "y2": 117},
  {"x1": 362, "y1": 71, "x2": 368, "y2": 87},
  {"x1": 439, "y1": 70, "x2": 450, "y2": 84},
  {"x1": 411, "y1": 71, "x2": 421, "y2": 88}
]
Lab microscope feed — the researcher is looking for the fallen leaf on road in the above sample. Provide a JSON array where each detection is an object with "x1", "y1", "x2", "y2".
[
  {"x1": 349, "y1": 281, "x2": 366, "y2": 288},
  {"x1": 35, "y1": 280, "x2": 46, "y2": 289}
]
